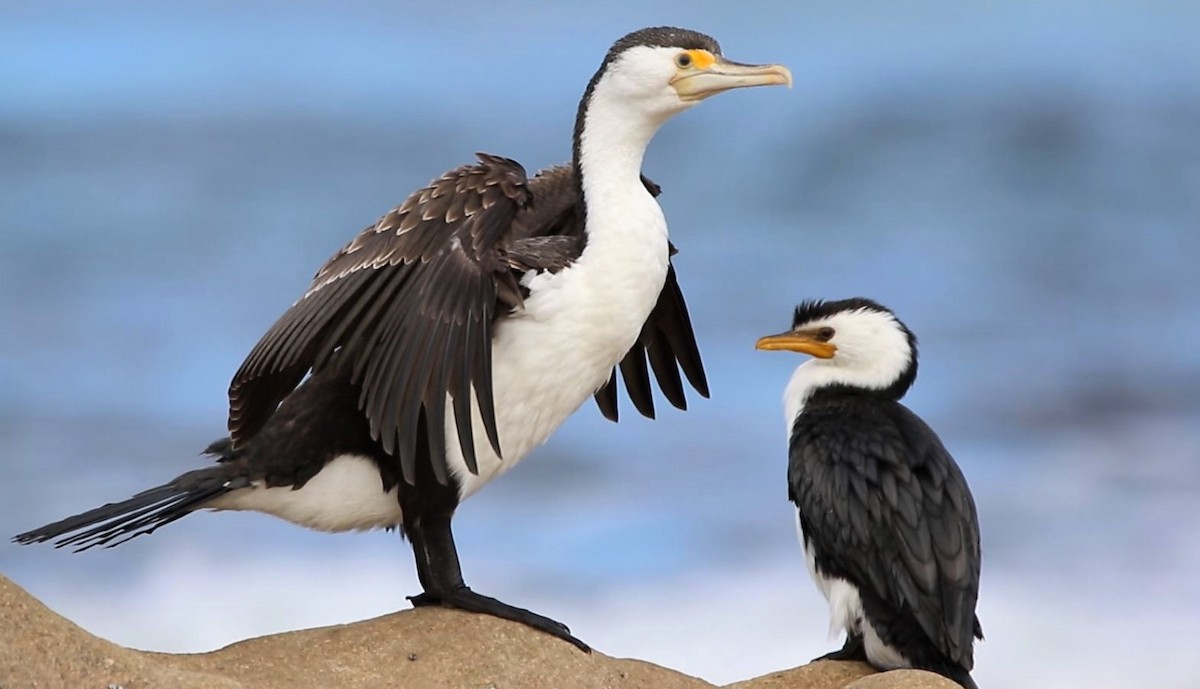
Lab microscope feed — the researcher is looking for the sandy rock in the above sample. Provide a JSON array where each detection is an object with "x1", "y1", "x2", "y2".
[
  {"x1": 0, "y1": 574, "x2": 242, "y2": 689},
  {"x1": 160, "y1": 606, "x2": 713, "y2": 689},
  {"x1": 0, "y1": 573, "x2": 964, "y2": 689},
  {"x1": 844, "y1": 669, "x2": 962, "y2": 688},
  {"x1": 0, "y1": 574, "x2": 707, "y2": 689},
  {"x1": 725, "y1": 660, "x2": 875, "y2": 688}
]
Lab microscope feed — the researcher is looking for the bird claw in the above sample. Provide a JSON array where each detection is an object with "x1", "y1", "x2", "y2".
[
  {"x1": 418, "y1": 585, "x2": 589, "y2": 652},
  {"x1": 406, "y1": 592, "x2": 442, "y2": 608},
  {"x1": 813, "y1": 633, "x2": 866, "y2": 663}
]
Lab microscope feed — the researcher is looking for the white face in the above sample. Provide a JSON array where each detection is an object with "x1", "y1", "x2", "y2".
[
  {"x1": 596, "y1": 45, "x2": 705, "y2": 123},
  {"x1": 798, "y1": 308, "x2": 913, "y2": 391},
  {"x1": 761, "y1": 305, "x2": 915, "y2": 428},
  {"x1": 590, "y1": 45, "x2": 792, "y2": 126}
]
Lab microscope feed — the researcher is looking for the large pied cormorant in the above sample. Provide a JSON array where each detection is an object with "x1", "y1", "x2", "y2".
[
  {"x1": 14, "y1": 27, "x2": 791, "y2": 651},
  {"x1": 756, "y1": 298, "x2": 983, "y2": 688}
]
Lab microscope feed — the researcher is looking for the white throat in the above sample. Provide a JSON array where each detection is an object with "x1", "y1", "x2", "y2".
[
  {"x1": 781, "y1": 354, "x2": 910, "y2": 434},
  {"x1": 777, "y1": 360, "x2": 907, "y2": 434},
  {"x1": 782, "y1": 310, "x2": 913, "y2": 431},
  {"x1": 783, "y1": 362, "x2": 844, "y2": 431},
  {"x1": 575, "y1": 44, "x2": 692, "y2": 206},
  {"x1": 576, "y1": 83, "x2": 670, "y2": 229}
]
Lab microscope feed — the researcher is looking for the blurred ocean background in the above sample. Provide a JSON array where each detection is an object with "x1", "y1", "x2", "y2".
[{"x1": 2, "y1": 1, "x2": 1198, "y2": 686}]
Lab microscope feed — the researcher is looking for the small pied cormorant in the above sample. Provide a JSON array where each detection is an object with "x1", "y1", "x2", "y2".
[
  {"x1": 756, "y1": 298, "x2": 983, "y2": 688},
  {"x1": 14, "y1": 27, "x2": 792, "y2": 651}
]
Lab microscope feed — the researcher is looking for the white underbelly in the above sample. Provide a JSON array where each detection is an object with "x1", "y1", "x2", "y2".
[
  {"x1": 206, "y1": 454, "x2": 403, "y2": 532},
  {"x1": 798, "y1": 509, "x2": 864, "y2": 639}
]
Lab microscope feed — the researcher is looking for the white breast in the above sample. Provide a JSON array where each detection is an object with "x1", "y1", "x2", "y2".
[
  {"x1": 783, "y1": 359, "x2": 855, "y2": 431},
  {"x1": 446, "y1": 190, "x2": 670, "y2": 500},
  {"x1": 206, "y1": 454, "x2": 403, "y2": 532}
]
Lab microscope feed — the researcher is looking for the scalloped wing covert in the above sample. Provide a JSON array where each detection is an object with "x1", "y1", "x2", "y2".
[
  {"x1": 226, "y1": 157, "x2": 708, "y2": 487},
  {"x1": 229, "y1": 153, "x2": 528, "y2": 485}
]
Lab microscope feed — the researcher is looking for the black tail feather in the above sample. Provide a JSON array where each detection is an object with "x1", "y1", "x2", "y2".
[{"x1": 12, "y1": 467, "x2": 235, "y2": 552}]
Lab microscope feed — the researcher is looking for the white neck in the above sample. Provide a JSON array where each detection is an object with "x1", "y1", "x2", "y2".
[
  {"x1": 447, "y1": 84, "x2": 677, "y2": 501},
  {"x1": 573, "y1": 66, "x2": 686, "y2": 240},
  {"x1": 781, "y1": 310, "x2": 915, "y2": 431},
  {"x1": 782, "y1": 355, "x2": 911, "y2": 434},
  {"x1": 783, "y1": 362, "x2": 844, "y2": 433},
  {"x1": 575, "y1": 86, "x2": 673, "y2": 236}
]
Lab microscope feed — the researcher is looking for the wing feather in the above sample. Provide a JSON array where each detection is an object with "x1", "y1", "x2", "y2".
[
  {"x1": 498, "y1": 165, "x2": 710, "y2": 420},
  {"x1": 618, "y1": 343, "x2": 656, "y2": 419},
  {"x1": 450, "y1": 316, "x2": 479, "y2": 474},
  {"x1": 592, "y1": 370, "x2": 621, "y2": 422},
  {"x1": 594, "y1": 261, "x2": 710, "y2": 419},
  {"x1": 228, "y1": 153, "x2": 530, "y2": 486},
  {"x1": 643, "y1": 328, "x2": 686, "y2": 408},
  {"x1": 789, "y1": 399, "x2": 982, "y2": 667},
  {"x1": 228, "y1": 157, "x2": 707, "y2": 485}
]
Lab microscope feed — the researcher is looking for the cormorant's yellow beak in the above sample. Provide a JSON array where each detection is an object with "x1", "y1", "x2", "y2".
[
  {"x1": 671, "y1": 51, "x2": 792, "y2": 102},
  {"x1": 755, "y1": 332, "x2": 837, "y2": 359}
]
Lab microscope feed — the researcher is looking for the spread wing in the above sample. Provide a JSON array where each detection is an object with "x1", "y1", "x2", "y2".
[
  {"x1": 228, "y1": 153, "x2": 530, "y2": 486},
  {"x1": 507, "y1": 163, "x2": 709, "y2": 421},
  {"x1": 789, "y1": 401, "x2": 982, "y2": 667}
]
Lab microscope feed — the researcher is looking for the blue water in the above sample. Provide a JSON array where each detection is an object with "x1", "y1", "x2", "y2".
[{"x1": 2, "y1": 2, "x2": 1198, "y2": 686}]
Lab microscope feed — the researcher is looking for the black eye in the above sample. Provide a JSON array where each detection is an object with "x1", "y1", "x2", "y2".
[
  {"x1": 817, "y1": 327, "x2": 835, "y2": 341},
  {"x1": 675, "y1": 53, "x2": 692, "y2": 68}
]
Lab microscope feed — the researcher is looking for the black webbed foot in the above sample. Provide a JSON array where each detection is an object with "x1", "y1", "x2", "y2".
[
  {"x1": 814, "y1": 632, "x2": 866, "y2": 662},
  {"x1": 430, "y1": 585, "x2": 590, "y2": 652},
  {"x1": 402, "y1": 495, "x2": 589, "y2": 652},
  {"x1": 406, "y1": 591, "x2": 441, "y2": 607}
]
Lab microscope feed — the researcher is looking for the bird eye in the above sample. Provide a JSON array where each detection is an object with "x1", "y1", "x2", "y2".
[
  {"x1": 817, "y1": 327, "x2": 835, "y2": 341},
  {"x1": 675, "y1": 52, "x2": 693, "y2": 68}
]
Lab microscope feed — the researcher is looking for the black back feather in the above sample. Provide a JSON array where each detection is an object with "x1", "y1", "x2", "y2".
[{"x1": 790, "y1": 389, "x2": 983, "y2": 671}]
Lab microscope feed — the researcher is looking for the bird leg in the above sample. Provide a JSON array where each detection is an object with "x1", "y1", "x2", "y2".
[
  {"x1": 406, "y1": 511, "x2": 591, "y2": 652},
  {"x1": 403, "y1": 524, "x2": 442, "y2": 608},
  {"x1": 814, "y1": 632, "x2": 867, "y2": 662}
]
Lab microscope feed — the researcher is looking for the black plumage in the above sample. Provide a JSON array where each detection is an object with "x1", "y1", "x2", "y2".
[
  {"x1": 760, "y1": 298, "x2": 983, "y2": 689},
  {"x1": 791, "y1": 389, "x2": 983, "y2": 685}
]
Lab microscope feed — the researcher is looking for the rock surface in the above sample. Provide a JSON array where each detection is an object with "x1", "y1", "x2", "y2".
[
  {"x1": 844, "y1": 670, "x2": 961, "y2": 688},
  {"x1": 0, "y1": 574, "x2": 955, "y2": 689},
  {"x1": 727, "y1": 661, "x2": 875, "y2": 688}
]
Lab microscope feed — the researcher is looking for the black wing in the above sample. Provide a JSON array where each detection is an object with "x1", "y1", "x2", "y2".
[
  {"x1": 229, "y1": 153, "x2": 530, "y2": 486},
  {"x1": 789, "y1": 397, "x2": 982, "y2": 668},
  {"x1": 594, "y1": 257, "x2": 709, "y2": 421},
  {"x1": 506, "y1": 163, "x2": 708, "y2": 421}
]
